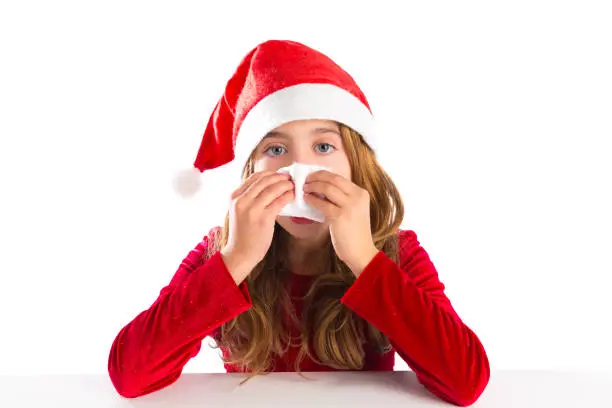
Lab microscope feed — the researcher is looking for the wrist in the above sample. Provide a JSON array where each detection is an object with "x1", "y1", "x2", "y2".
[
  {"x1": 220, "y1": 249, "x2": 255, "y2": 285},
  {"x1": 348, "y1": 246, "x2": 380, "y2": 277}
]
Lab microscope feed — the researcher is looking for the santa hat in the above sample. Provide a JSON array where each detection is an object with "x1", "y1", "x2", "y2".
[{"x1": 173, "y1": 39, "x2": 378, "y2": 197}]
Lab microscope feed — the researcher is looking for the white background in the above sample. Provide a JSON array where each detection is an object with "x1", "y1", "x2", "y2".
[{"x1": 0, "y1": 0, "x2": 610, "y2": 375}]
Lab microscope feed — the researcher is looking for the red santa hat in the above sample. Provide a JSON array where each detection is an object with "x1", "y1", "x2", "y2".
[{"x1": 173, "y1": 39, "x2": 378, "y2": 197}]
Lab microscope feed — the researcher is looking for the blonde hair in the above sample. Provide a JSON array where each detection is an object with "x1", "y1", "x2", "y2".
[{"x1": 207, "y1": 122, "x2": 404, "y2": 384}]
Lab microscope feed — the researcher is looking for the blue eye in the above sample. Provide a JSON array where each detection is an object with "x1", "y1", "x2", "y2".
[
  {"x1": 263, "y1": 143, "x2": 336, "y2": 157},
  {"x1": 316, "y1": 143, "x2": 336, "y2": 154},
  {"x1": 264, "y1": 145, "x2": 287, "y2": 156}
]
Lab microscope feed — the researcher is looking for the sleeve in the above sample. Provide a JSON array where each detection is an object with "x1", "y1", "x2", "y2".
[
  {"x1": 340, "y1": 229, "x2": 490, "y2": 407},
  {"x1": 107, "y1": 227, "x2": 253, "y2": 398}
]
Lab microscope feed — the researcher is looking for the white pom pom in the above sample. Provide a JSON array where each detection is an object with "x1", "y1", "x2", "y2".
[{"x1": 172, "y1": 167, "x2": 202, "y2": 198}]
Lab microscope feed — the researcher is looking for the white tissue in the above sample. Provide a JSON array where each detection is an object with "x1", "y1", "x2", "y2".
[{"x1": 276, "y1": 162, "x2": 332, "y2": 222}]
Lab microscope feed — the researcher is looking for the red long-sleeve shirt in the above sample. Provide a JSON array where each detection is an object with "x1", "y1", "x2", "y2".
[{"x1": 108, "y1": 228, "x2": 490, "y2": 406}]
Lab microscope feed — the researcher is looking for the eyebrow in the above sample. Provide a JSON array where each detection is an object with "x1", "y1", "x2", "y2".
[{"x1": 262, "y1": 127, "x2": 341, "y2": 140}]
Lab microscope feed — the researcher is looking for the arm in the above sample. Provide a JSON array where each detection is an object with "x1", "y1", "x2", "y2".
[
  {"x1": 107, "y1": 227, "x2": 253, "y2": 398},
  {"x1": 340, "y1": 230, "x2": 490, "y2": 407}
]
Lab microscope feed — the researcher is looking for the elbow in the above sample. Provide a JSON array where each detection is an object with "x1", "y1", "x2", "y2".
[
  {"x1": 450, "y1": 326, "x2": 491, "y2": 407},
  {"x1": 453, "y1": 383, "x2": 488, "y2": 407},
  {"x1": 108, "y1": 357, "x2": 170, "y2": 399},
  {"x1": 107, "y1": 333, "x2": 150, "y2": 399},
  {"x1": 107, "y1": 341, "x2": 183, "y2": 399},
  {"x1": 108, "y1": 365, "x2": 181, "y2": 399},
  {"x1": 452, "y1": 353, "x2": 491, "y2": 407},
  {"x1": 418, "y1": 362, "x2": 490, "y2": 407},
  {"x1": 452, "y1": 387, "x2": 486, "y2": 407},
  {"x1": 109, "y1": 373, "x2": 144, "y2": 399},
  {"x1": 108, "y1": 351, "x2": 146, "y2": 398}
]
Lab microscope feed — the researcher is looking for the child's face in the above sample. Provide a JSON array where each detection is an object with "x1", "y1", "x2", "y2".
[{"x1": 251, "y1": 119, "x2": 352, "y2": 238}]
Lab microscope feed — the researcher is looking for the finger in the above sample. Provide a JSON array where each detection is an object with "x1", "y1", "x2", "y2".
[
  {"x1": 263, "y1": 188, "x2": 295, "y2": 218},
  {"x1": 231, "y1": 170, "x2": 273, "y2": 199},
  {"x1": 252, "y1": 179, "x2": 294, "y2": 209},
  {"x1": 235, "y1": 171, "x2": 288, "y2": 200},
  {"x1": 303, "y1": 181, "x2": 348, "y2": 207},
  {"x1": 306, "y1": 170, "x2": 354, "y2": 195},
  {"x1": 303, "y1": 192, "x2": 341, "y2": 219},
  {"x1": 244, "y1": 173, "x2": 291, "y2": 203}
]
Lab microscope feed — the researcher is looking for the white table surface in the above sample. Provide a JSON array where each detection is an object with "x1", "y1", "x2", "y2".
[{"x1": 1, "y1": 371, "x2": 611, "y2": 407}]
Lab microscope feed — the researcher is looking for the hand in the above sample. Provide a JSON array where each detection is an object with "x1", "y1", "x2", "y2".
[
  {"x1": 303, "y1": 170, "x2": 379, "y2": 276},
  {"x1": 221, "y1": 170, "x2": 294, "y2": 284}
]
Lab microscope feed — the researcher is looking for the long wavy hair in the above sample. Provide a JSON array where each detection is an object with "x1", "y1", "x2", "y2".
[{"x1": 206, "y1": 122, "x2": 404, "y2": 384}]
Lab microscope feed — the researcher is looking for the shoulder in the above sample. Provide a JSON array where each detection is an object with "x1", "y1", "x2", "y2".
[
  {"x1": 397, "y1": 228, "x2": 417, "y2": 242},
  {"x1": 395, "y1": 228, "x2": 431, "y2": 266},
  {"x1": 397, "y1": 228, "x2": 419, "y2": 251},
  {"x1": 183, "y1": 226, "x2": 223, "y2": 269},
  {"x1": 395, "y1": 229, "x2": 457, "y2": 314},
  {"x1": 202, "y1": 225, "x2": 223, "y2": 257},
  {"x1": 203, "y1": 225, "x2": 223, "y2": 244}
]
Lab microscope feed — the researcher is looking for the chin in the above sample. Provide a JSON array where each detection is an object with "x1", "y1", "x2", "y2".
[{"x1": 276, "y1": 216, "x2": 328, "y2": 239}]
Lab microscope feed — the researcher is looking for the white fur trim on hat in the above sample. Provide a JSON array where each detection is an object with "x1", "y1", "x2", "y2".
[{"x1": 233, "y1": 83, "x2": 376, "y2": 171}]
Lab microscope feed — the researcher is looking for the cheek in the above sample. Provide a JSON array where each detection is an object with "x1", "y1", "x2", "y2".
[
  {"x1": 331, "y1": 155, "x2": 352, "y2": 180},
  {"x1": 253, "y1": 156, "x2": 293, "y2": 173},
  {"x1": 343, "y1": 164, "x2": 352, "y2": 181},
  {"x1": 253, "y1": 159, "x2": 270, "y2": 173}
]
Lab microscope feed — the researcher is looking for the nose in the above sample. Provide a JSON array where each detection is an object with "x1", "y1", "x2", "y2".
[{"x1": 290, "y1": 144, "x2": 318, "y2": 166}]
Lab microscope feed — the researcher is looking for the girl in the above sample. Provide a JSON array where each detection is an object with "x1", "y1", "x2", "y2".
[{"x1": 108, "y1": 40, "x2": 490, "y2": 407}]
